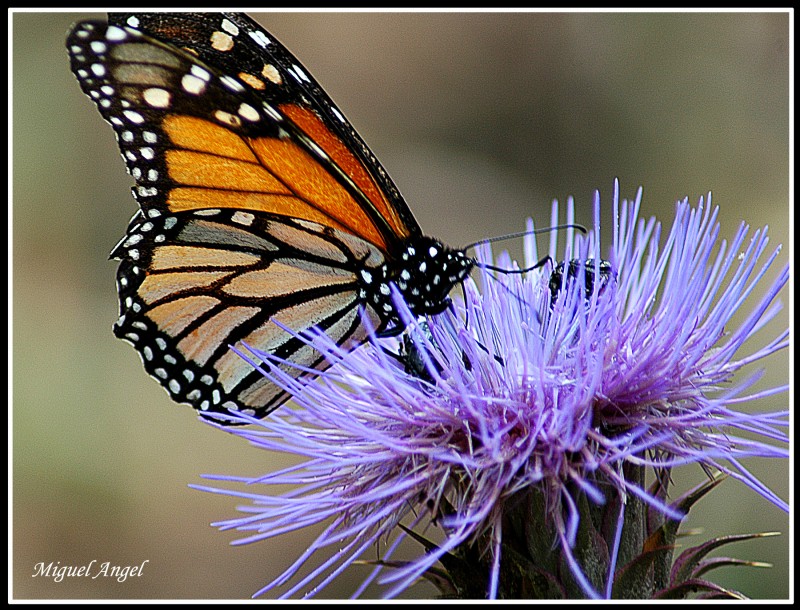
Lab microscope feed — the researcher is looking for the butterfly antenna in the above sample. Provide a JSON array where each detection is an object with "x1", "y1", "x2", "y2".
[
  {"x1": 465, "y1": 223, "x2": 583, "y2": 274},
  {"x1": 477, "y1": 256, "x2": 552, "y2": 275},
  {"x1": 463, "y1": 223, "x2": 586, "y2": 252}
]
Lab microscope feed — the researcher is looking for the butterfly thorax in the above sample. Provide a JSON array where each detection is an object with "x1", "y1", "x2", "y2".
[{"x1": 358, "y1": 237, "x2": 474, "y2": 334}]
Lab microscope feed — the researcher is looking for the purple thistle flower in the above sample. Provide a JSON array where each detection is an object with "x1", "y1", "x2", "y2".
[{"x1": 193, "y1": 182, "x2": 788, "y2": 599}]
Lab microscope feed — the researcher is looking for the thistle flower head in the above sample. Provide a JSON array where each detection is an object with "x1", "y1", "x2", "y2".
[{"x1": 194, "y1": 183, "x2": 788, "y2": 599}]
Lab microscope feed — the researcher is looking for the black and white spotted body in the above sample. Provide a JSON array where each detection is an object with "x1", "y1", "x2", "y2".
[{"x1": 361, "y1": 237, "x2": 474, "y2": 336}]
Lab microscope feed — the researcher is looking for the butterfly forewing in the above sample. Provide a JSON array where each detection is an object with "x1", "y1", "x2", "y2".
[
  {"x1": 68, "y1": 21, "x2": 408, "y2": 249},
  {"x1": 106, "y1": 12, "x2": 419, "y2": 247}
]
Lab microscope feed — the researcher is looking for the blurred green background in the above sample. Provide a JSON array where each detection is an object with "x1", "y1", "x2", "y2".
[{"x1": 12, "y1": 11, "x2": 790, "y2": 600}]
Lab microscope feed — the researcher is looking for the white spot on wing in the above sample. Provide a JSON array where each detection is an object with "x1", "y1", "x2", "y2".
[
  {"x1": 181, "y1": 73, "x2": 206, "y2": 95},
  {"x1": 123, "y1": 110, "x2": 144, "y2": 124},
  {"x1": 106, "y1": 26, "x2": 127, "y2": 42},
  {"x1": 249, "y1": 30, "x2": 271, "y2": 48},
  {"x1": 331, "y1": 107, "x2": 346, "y2": 123},
  {"x1": 190, "y1": 65, "x2": 211, "y2": 82},
  {"x1": 238, "y1": 103, "x2": 259, "y2": 122},
  {"x1": 289, "y1": 64, "x2": 310, "y2": 82},
  {"x1": 221, "y1": 19, "x2": 239, "y2": 36},
  {"x1": 211, "y1": 30, "x2": 234, "y2": 52},
  {"x1": 214, "y1": 110, "x2": 241, "y2": 127},
  {"x1": 262, "y1": 103, "x2": 282, "y2": 121},
  {"x1": 143, "y1": 87, "x2": 171, "y2": 108},
  {"x1": 220, "y1": 75, "x2": 245, "y2": 93},
  {"x1": 231, "y1": 211, "x2": 255, "y2": 226}
]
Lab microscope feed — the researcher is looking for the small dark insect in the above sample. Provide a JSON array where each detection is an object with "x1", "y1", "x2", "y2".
[
  {"x1": 548, "y1": 258, "x2": 615, "y2": 307},
  {"x1": 397, "y1": 321, "x2": 442, "y2": 383}
]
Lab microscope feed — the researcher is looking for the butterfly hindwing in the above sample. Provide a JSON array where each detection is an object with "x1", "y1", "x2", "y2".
[{"x1": 111, "y1": 207, "x2": 385, "y2": 418}]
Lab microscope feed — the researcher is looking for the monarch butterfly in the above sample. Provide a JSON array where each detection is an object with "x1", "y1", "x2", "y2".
[{"x1": 66, "y1": 12, "x2": 478, "y2": 420}]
